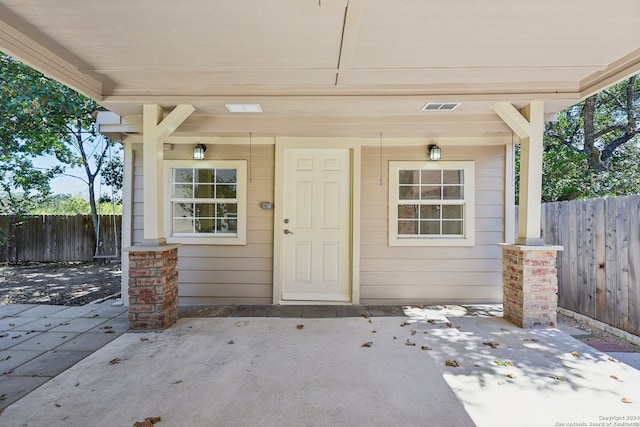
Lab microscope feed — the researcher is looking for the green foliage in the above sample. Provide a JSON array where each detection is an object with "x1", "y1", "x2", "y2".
[
  {"x1": 540, "y1": 75, "x2": 640, "y2": 202},
  {"x1": 30, "y1": 194, "x2": 122, "y2": 215}
]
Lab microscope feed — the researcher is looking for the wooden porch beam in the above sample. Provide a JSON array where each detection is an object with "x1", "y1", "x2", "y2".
[{"x1": 157, "y1": 104, "x2": 196, "y2": 140}]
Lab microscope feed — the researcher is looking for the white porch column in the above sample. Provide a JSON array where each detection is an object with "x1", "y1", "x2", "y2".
[
  {"x1": 141, "y1": 104, "x2": 195, "y2": 245},
  {"x1": 492, "y1": 101, "x2": 545, "y2": 245},
  {"x1": 493, "y1": 101, "x2": 562, "y2": 328}
]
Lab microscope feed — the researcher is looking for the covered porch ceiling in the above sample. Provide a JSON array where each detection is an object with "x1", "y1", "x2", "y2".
[{"x1": 1, "y1": 0, "x2": 640, "y2": 139}]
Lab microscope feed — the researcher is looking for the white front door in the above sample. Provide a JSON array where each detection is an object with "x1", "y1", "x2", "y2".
[{"x1": 281, "y1": 148, "x2": 351, "y2": 302}]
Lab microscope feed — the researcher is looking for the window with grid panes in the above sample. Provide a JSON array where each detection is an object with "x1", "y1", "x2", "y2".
[
  {"x1": 165, "y1": 160, "x2": 246, "y2": 245},
  {"x1": 389, "y1": 161, "x2": 475, "y2": 246}
]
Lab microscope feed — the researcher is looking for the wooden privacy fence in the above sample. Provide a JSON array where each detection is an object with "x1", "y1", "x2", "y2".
[
  {"x1": 540, "y1": 196, "x2": 640, "y2": 336},
  {"x1": 0, "y1": 215, "x2": 122, "y2": 263}
]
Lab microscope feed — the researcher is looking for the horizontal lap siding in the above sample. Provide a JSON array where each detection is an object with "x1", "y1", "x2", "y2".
[
  {"x1": 360, "y1": 145, "x2": 504, "y2": 304},
  {"x1": 132, "y1": 144, "x2": 274, "y2": 305}
]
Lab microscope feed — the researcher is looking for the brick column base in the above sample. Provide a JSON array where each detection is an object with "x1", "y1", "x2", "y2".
[
  {"x1": 127, "y1": 245, "x2": 181, "y2": 330},
  {"x1": 501, "y1": 244, "x2": 563, "y2": 328}
]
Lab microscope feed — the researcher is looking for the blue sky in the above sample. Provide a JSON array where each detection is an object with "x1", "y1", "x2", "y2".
[{"x1": 32, "y1": 154, "x2": 91, "y2": 198}]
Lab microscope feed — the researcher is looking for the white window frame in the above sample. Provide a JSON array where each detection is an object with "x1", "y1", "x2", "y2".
[
  {"x1": 164, "y1": 160, "x2": 247, "y2": 245},
  {"x1": 388, "y1": 161, "x2": 475, "y2": 247}
]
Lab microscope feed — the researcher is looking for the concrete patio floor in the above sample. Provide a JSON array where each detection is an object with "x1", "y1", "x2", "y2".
[{"x1": 0, "y1": 304, "x2": 639, "y2": 426}]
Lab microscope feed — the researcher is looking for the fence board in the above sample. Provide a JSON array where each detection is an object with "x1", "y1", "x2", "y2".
[
  {"x1": 0, "y1": 215, "x2": 122, "y2": 263},
  {"x1": 538, "y1": 195, "x2": 640, "y2": 336}
]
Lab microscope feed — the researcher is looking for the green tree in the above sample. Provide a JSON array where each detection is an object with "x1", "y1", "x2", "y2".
[
  {"x1": 0, "y1": 52, "x2": 122, "y2": 251},
  {"x1": 543, "y1": 75, "x2": 640, "y2": 201}
]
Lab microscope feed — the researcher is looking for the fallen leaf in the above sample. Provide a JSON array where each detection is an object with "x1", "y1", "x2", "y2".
[
  {"x1": 101, "y1": 326, "x2": 113, "y2": 330},
  {"x1": 105, "y1": 330, "x2": 115, "y2": 334},
  {"x1": 228, "y1": 340, "x2": 235, "y2": 344},
  {"x1": 608, "y1": 357, "x2": 619, "y2": 363},
  {"x1": 445, "y1": 360, "x2": 460, "y2": 367},
  {"x1": 0, "y1": 333, "x2": 8, "y2": 338},
  {"x1": 74, "y1": 383, "x2": 80, "y2": 387},
  {"x1": 549, "y1": 375, "x2": 564, "y2": 381},
  {"x1": 483, "y1": 341, "x2": 500, "y2": 349},
  {"x1": 400, "y1": 322, "x2": 410, "y2": 327},
  {"x1": 506, "y1": 373, "x2": 516, "y2": 379},
  {"x1": 0, "y1": 394, "x2": 5, "y2": 401},
  {"x1": 405, "y1": 339, "x2": 416, "y2": 346},
  {"x1": 140, "y1": 338, "x2": 150, "y2": 342},
  {"x1": 446, "y1": 322, "x2": 452, "y2": 328},
  {"x1": 420, "y1": 346, "x2": 432, "y2": 351},
  {"x1": 133, "y1": 416, "x2": 162, "y2": 427},
  {"x1": 361, "y1": 341, "x2": 373, "y2": 348},
  {"x1": 109, "y1": 358, "x2": 121, "y2": 365},
  {"x1": 173, "y1": 380, "x2": 183, "y2": 384},
  {"x1": 393, "y1": 336, "x2": 397, "y2": 340},
  {"x1": 368, "y1": 319, "x2": 372, "y2": 324},
  {"x1": 360, "y1": 314, "x2": 370, "y2": 320},
  {"x1": 610, "y1": 375, "x2": 623, "y2": 382},
  {"x1": 370, "y1": 330, "x2": 377, "y2": 333},
  {"x1": 296, "y1": 324, "x2": 304, "y2": 329},
  {"x1": 410, "y1": 330, "x2": 417, "y2": 336},
  {"x1": 11, "y1": 335, "x2": 21, "y2": 339},
  {"x1": 45, "y1": 324, "x2": 51, "y2": 327},
  {"x1": 8, "y1": 323, "x2": 14, "y2": 327},
  {"x1": 494, "y1": 360, "x2": 514, "y2": 367},
  {"x1": 524, "y1": 338, "x2": 539, "y2": 343},
  {"x1": 427, "y1": 319, "x2": 435, "y2": 324},
  {"x1": 54, "y1": 403, "x2": 61, "y2": 408},
  {"x1": 622, "y1": 397, "x2": 633, "y2": 404},
  {"x1": 571, "y1": 351, "x2": 582, "y2": 358},
  {"x1": 0, "y1": 355, "x2": 10, "y2": 362}
]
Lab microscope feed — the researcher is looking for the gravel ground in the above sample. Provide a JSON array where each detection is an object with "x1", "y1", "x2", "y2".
[
  {"x1": 558, "y1": 312, "x2": 640, "y2": 352},
  {"x1": 0, "y1": 261, "x2": 121, "y2": 306}
]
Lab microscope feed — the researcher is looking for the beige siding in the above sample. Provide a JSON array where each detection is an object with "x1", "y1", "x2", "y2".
[
  {"x1": 132, "y1": 142, "x2": 506, "y2": 305},
  {"x1": 132, "y1": 144, "x2": 275, "y2": 305},
  {"x1": 359, "y1": 145, "x2": 504, "y2": 304}
]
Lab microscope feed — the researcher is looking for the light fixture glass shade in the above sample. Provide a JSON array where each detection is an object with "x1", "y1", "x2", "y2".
[
  {"x1": 428, "y1": 144, "x2": 441, "y2": 161},
  {"x1": 193, "y1": 143, "x2": 207, "y2": 160}
]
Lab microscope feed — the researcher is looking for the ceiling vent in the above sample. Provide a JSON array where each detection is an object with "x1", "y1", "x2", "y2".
[
  {"x1": 421, "y1": 102, "x2": 460, "y2": 112},
  {"x1": 225, "y1": 103, "x2": 263, "y2": 113}
]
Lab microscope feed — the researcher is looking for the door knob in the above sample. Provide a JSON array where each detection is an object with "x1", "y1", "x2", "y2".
[{"x1": 284, "y1": 229, "x2": 294, "y2": 235}]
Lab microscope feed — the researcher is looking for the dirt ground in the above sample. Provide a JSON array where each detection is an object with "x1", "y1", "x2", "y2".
[{"x1": 0, "y1": 262, "x2": 121, "y2": 306}]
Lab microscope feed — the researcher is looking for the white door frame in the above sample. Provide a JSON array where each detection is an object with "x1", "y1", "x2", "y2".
[{"x1": 273, "y1": 137, "x2": 361, "y2": 305}]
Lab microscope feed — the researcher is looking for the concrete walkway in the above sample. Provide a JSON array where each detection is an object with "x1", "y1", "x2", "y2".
[
  {"x1": 0, "y1": 303, "x2": 128, "y2": 409},
  {"x1": 1, "y1": 304, "x2": 639, "y2": 426}
]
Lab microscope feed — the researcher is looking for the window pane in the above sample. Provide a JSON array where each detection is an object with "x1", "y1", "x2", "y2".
[
  {"x1": 419, "y1": 220, "x2": 440, "y2": 235},
  {"x1": 194, "y1": 203, "x2": 216, "y2": 218},
  {"x1": 421, "y1": 170, "x2": 441, "y2": 185},
  {"x1": 173, "y1": 169, "x2": 193, "y2": 183},
  {"x1": 398, "y1": 220, "x2": 418, "y2": 235},
  {"x1": 217, "y1": 203, "x2": 237, "y2": 217},
  {"x1": 421, "y1": 186, "x2": 441, "y2": 200},
  {"x1": 173, "y1": 219, "x2": 193, "y2": 233},
  {"x1": 195, "y1": 169, "x2": 215, "y2": 183},
  {"x1": 443, "y1": 186, "x2": 463, "y2": 200},
  {"x1": 196, "y1": 218, "x2": 215, "y2": 233},
  {"x1": 172, "y1": 184, "x2": 193, "y2": 198},
  {"x1": 399, "y1": 185, "x2": 419, "y2": 200},
  {"x1": 215, "y1": 219, "x2": 236, "y2": 234},
  {"x1": 442, "y1": 205, "x2": 463, "y2": 219},
  {"x1": 194, "y1": 184, "x2": 215, "y2": 198},
  {"x1": 225, "y1": 219, "x2": 238, "y2": 233},
  {"x1": 420, "y1": 205, "x2": 440, "y2": 219},
  {"x1": 398, "y1": 205, "x2": 418, "y2": 219},
  {"x1": 442, "y1": 221, "x2": 463, "y2": 235},
  {"x1": 216, "y1": 169, "x2": 237, "y2": 183},
  {"x1": 216, "y1": 184, "x2": 237, "y2": 199},
  {"x1": 174, "y1": 202, "x2": 193, "y2": 218},
  {"x1": 399, "y1": 170, "x2": 419, "y2": 185},
  {"x1": 443, "y1": 170, "x2": 464, "y2": 185}
]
